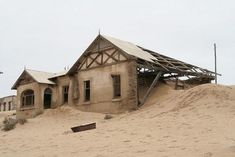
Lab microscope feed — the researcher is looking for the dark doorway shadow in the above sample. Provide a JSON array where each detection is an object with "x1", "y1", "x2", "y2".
[{"x1": 44, "y1": 88, "x2": 52, "y2": 109}]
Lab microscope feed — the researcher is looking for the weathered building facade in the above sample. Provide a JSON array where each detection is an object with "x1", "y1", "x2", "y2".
[
  {"x1": 12, "y1": 35, "x2": 216, "y2": 119},
  {"x1": 0, "y1": 95, "x2": 16, "y2": 112}
]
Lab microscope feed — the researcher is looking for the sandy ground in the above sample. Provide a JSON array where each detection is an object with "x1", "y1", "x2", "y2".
[
  {"x1": 0, "y1": 84, "x2": 235, "y2": 157},
  {"x1": 0, "y1": 111, "x2": 16, "y2": 119}
]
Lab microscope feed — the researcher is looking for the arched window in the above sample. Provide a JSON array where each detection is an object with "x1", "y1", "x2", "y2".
[{"x1": 21, "y1": 90, "x2": 34, "y2": 107}]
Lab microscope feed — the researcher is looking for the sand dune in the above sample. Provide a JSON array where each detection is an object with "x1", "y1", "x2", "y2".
[{"x1": 0, "y1": 84, "x2": 235, "y2": 157}]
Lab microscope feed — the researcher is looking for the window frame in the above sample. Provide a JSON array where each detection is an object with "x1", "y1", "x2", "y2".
[
  {"x1": 84, "y1": 80, "x2": 91, "y2": 102},
  {"x1": 112, "y1": 74, "x2": 121, "y2": 98},
  {"x1": 63, "y1": 86, "x2": 69, "y2": 103},
  {"x1": 21, "y1": 89, "x2": 35, "y2": 108}
]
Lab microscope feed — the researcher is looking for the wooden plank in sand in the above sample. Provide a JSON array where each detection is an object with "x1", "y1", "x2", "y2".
[{"x1": 71, "y1": 123, "x2": 96, "y2": 133}]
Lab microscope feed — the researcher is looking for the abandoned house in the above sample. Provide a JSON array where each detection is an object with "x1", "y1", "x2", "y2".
[
  {"x1": 12, "y1": 34, "x2": 217, "y2": 119},
  {"x1": 0, "y1": 95, "x2": 16, "y2": 112}
]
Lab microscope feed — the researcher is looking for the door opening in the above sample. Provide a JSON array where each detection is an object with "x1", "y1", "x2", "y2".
[{"x1": 44, "y1": 88, "x2": 52, "y2": 109}]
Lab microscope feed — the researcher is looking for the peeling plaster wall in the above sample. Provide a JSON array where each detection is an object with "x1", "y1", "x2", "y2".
[
  {"x1": 16, "y1": 82, "x2": 43, "y2": 119},
  {"x1": 0, "y1": 96, "x2": 16, "y2": 111},
  {"x1": 16, "y1": 82, "x2": 57, "y2": 119},
  {"x1": 53, "y1": 76, "x2": 70, "y2": 106},
  {"x1": 15, "y1": 61, "x2": 138, "y2": 118},
  {"x1": 76, "y1": 60, "x2": 138, "y2": 113}
]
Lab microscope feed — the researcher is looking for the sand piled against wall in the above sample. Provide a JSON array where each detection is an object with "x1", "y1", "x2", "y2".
[{"x1": 0, "y1": 84, "x2": 235, "y2": 157}]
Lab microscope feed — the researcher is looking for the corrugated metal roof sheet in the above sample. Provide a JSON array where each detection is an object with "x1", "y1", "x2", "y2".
[{"x1": 101, "y1": 35, "x2": 216, "y2": 76}]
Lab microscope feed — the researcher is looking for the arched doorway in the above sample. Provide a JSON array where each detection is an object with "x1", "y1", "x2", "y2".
[{"x1": 44, "y1": 88, "x2": 52, "y2": 109}]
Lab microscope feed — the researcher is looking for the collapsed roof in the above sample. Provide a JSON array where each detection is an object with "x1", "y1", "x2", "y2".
[
  {"x1": 12, "y1": 35, "x2": 218, "y2": 90},
  {"x1": 69, "y1": 35, "x2": 217, "y2": 79}
]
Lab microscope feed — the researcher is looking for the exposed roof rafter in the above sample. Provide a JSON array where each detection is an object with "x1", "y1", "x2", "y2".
[{"x1": 67, "y1": 34, "x2": 219, "y2": 79}]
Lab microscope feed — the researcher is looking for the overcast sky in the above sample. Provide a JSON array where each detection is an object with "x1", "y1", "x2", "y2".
[{"x1": 0, "y1": 0, "x2": 235, "y2": 97}]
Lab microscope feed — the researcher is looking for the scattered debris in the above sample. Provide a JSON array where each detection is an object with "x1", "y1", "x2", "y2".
[
  {"x1": 104, "y1": 114, "x2": 113, "y2": 120},
  {"x1": 71, "y1": 123, "x2": 96, "y2": 133}
]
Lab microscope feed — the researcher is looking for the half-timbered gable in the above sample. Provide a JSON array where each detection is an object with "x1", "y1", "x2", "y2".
[{"x1": 73, "y1": 36, "x2": 129, "y2": 72}]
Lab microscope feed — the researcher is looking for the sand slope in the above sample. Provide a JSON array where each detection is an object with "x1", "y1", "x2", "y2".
[{"x1": 0, "y1": 84, "x2": 235, "y2": 157}]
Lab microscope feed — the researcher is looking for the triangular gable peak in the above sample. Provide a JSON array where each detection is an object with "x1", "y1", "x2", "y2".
[
  {"x1": 72, "y1": 35, "x2": 130, "y2": 72},
  {"x1": 12, "y1": 69, "x2": 55, "y2": 90},
  {"x1": 12, "y1": 70, "x2": 37, "y2": 90}
]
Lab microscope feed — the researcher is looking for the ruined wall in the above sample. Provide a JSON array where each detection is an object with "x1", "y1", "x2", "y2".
[
  {"x1": 53, "y1": 75, "x2": 71, "y2": 106},
  {"x1": 0, "y1": 95, "x2": 16, "y2": 112},
  {"x1": 126, "y1": 61, "x2": 138, "y2": 111},
  {"x1": 69, "y1": 74, "x2": 79, "y2": 105},
  {"x1": 76, "y1": 60, "x2": 138, "y2": 113},
  {"x1": 16, "y1": 82, "x2": 43, "y2": 119},
  {"x1": 16, "y1": 82, "x2": 57, "y2": 119}
]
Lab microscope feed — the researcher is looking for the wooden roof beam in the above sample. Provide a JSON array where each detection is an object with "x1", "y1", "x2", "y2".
[{"x1": 150, "y1": 52, "x2": 184, "y2": 72}]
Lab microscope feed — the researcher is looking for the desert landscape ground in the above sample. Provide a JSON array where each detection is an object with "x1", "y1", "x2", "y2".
[{"x1": 0, "y1": 83, "x2": 235, "y2": 157}]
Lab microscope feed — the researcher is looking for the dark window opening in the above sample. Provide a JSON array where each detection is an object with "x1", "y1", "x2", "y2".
[
  {"x1": 3, "y1": 103, "x2": 6, "y2": 111},
  {"x1": 8, "y1": 102, "x2": 11, "y2": 110},
  {"x1": 21, "y1": 90, "x2": 34, "y2": 107},
  {"x1": 63, "y1": 86, "x2": 69, "y2": 103},
  {"x1": 84, "y1": 80, "x2": 90, "y2": 102},
  {"x1": 112, "y1": 75, "x2": 121, "y2": 98}
]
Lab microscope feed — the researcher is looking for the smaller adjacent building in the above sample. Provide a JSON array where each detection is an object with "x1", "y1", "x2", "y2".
[{"x1": 0, "y1": 95, "x2": 16, "y2": 112}]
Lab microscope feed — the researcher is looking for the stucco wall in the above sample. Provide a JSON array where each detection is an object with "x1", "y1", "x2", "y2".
[
  {"x1": 16, "y1": 82, "x2": 56, "y2": 119},
  {"x1": 53, "y1": 75, "x2": 71, "y2": 106},
  {"x1": 76, "y1": 60, "x2": 138, "y2": 113},
  {"x1": 15, "y1": 61, "x2": 138, "y2": 117},
  {"x1": 16, "y1": 82, "x2": 42, "y2": 119}
]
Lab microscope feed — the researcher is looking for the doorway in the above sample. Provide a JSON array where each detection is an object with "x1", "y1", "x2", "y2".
[{"x1": 44, "y1": 88, "x2": 52, "y2": 109}]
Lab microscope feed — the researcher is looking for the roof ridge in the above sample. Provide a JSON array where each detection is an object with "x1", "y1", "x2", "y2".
[
  {"x1": 49, "y1": 69, "x2": 69, "y2": 79},
  {"x1": 25, "y1": 69, "x2": 55, "y2": 74},
  {"x1": 101, "y1": 34, "x2": 135, "y2": 45}
]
